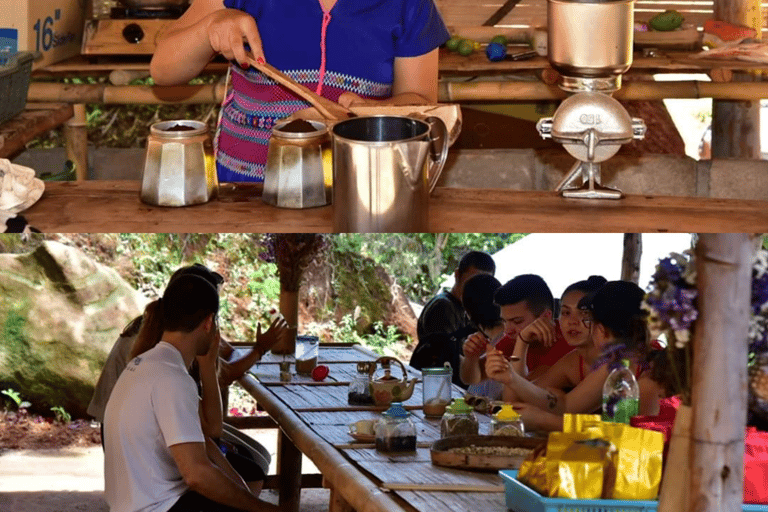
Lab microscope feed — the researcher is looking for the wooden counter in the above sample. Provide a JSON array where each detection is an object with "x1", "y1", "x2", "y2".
[{"x1": 21, "y1": 181, "x2": 768, "y2": 232}]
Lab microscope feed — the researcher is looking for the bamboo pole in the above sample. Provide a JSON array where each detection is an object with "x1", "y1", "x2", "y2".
[
  {"x1": 621, "y1": 234, "x2": 642, "y2": 283},
  {"x1": 27, "y1": 80, "x2": 768, "y2": 105},
  {"x1": 689, "y1": 234, "x2": 754, "y2": 512},
  {"x1": 711, "y1": 0, "x2": 762, "y2": 158},
  {"x1": 63, "y1": 104, "x2": 88, "y2": 181}
]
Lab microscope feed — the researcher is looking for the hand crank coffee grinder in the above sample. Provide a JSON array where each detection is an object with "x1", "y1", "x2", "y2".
[{"x1": 536, "y1": 0, "x2": 647, "y2": 199}]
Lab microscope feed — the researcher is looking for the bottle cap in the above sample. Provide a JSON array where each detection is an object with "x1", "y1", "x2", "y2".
[
  {"x1": 494, "y1": 404, "x2": 520, "y2": 421},
  {"x1": 383, "y1": 402, "x2": 409, "y2": 418},
  {"x1": 621, "y1": 359, "x2": 630, "y2": 368},
  {"x1": 445, "y1": 397, "x2": 473, "y2": 414}
]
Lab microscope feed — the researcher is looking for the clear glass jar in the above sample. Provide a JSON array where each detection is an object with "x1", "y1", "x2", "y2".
[
  {"x1": 422, "y1": 365, "x2": 452, "y2": 418},
  {"x1": 490, "y1": 404, "x2": 525, "y2": 437},
  {"x1": 375, "y1": 402, "x2": 416, "y2": 452},
  {"x1": 440, "y1": 398, "x2": 479, "y2": 438},
  {"x1": 348, "y1": 362, "x2": 374, "y2": 405}
]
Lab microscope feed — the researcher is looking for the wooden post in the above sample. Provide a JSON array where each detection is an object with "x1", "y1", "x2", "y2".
[
  {"x1": 621, "y1": 233, "x2": 641, "y2": 283},
  {"x1": 689, "y1": 234, "x2": 754, "y2": 511},
  {"x1": 64, "y1": 104, "x2": 88, "y2": 180},
  {"x1": 277, "y1": 429, "x2": 303, "y2": 512},
  {"x1": 711, "y1": 0, "x2": 762, "y2": 158}
]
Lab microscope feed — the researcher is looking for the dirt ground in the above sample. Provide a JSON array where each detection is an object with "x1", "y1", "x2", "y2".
[{"x1": 0, "y1": 414, "x2": 329, "y2": 512}]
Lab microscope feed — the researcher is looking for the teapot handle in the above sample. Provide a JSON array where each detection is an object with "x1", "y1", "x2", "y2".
[
  {"x1": 424, "y1": 116, "x2": 449, "y2": 195},
  {"x1": 369, "y1": 356, "x2": 408, "y2": 382}
]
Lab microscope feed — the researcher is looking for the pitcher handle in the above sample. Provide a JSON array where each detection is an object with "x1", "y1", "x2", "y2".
[{"x1": 424, "y1": 116, "x2": 449, "y2": 194}]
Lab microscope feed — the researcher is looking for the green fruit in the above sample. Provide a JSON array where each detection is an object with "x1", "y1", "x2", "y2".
[
  {"x1": 490, "y1": 35, "x2": 508, "y2": 46},
  {"x1": 648, "y1": 10, "x2": 684, "y2": 31},
  {"x1": 458, "y1": 39, "x2": 475, "y2": 56},
  {"x1": 445, "y1": 36, "x2": 462, "y2": 52}
]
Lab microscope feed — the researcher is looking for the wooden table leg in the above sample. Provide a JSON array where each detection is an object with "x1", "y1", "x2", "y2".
[
  {"x1": 64, "y1": 104, "x2": 88, "y2": 180},
  {"x1": 277, "y1": 429, "x2": 302, "y2": 512},
  {"x1": 329, "y1": 486, "x2": 355, "y2": 512}
]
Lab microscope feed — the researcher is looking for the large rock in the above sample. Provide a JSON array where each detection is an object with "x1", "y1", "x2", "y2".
[{"x1": 0, "y1": 241, "x2": 148, "y2": 418}]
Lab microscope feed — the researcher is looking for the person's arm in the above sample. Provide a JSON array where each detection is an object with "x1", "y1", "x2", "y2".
[
  {"x1": 150, "y1": 0, "x2": 264, "y2": 86},
  {"x1": 511, "y1": 402, "x2": 566, "y2": 433},
  {"x1": 169, "y1": 442, "x2": 280, "y2": 512},
  {"x1": 218, "y1": 316, "x2": 289, "y2": 387},
  {"x1": 338, "y1": 48, "x2": 440, "y2": 107},
  {"x1": 198, "y1": 330, "x2": 223, "y2": 439},
  {"x1": 488, "y1": 345, "x2": 606, "y2": 415},
  {"x1": 459, "y1": 332, "x2": 489, "y2": 386}
]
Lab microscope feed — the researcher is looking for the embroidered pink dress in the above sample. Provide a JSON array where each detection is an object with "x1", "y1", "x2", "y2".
[{"x1": 216, "y1": 0, "x2": 449, "y2": 182}]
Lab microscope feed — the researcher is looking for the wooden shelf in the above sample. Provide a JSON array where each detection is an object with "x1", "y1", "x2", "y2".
[
  {"x1": 0, "y1": 104, "x2": 74, "y2": 159},
  {"x1": 19, "y1": 181, "x2": 768, "y2": 233}
]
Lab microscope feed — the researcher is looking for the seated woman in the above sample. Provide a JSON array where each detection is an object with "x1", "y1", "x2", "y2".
[{"x1": 486, "y1": 280, "x2": 666, "y2": 433}]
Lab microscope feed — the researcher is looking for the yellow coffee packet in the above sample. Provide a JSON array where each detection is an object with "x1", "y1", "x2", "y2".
[
  {"x1": 517, "y1": 441, "x2": 550, "y2": 496},
  {"x1": 555, "y1": 438, "x2": 616, "y2": 499},
  {"x1": 600, "y1": 422, "x2": 663, "y2": 500}
]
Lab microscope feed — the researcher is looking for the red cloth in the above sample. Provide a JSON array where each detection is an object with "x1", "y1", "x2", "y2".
[
  {"x1": 494, "y1": 322, "x2": 573, "y2": 373},
  {"x1": 631, "y1": 397, "x2": 768, "y2": 504}
]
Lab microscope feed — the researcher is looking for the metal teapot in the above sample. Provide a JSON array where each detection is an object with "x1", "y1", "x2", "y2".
[{"x1": 368, "y1": 357, "x2": 417, "y2": 406}]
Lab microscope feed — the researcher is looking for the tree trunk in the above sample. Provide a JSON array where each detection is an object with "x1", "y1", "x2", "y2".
[
  {"x1": 711, "y1": 0, "x2": 762, "y2": 158},
  {"x1": 272, "y1": 290, "x2": 298, "y2": 355},
  {"x1": 688, "y1": 234, "x2": 754, "y2": 511},
  {"x1": 621, "y1": 233, "x2": 641, "y2": 283}
]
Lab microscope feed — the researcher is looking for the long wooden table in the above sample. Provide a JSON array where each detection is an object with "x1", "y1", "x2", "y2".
[
  {"x1": 21, "y1": 180, "x2": 768, "y2": 232},
  {"x1": 238, "y1": 345, "x2": 507, "y2": 512}
]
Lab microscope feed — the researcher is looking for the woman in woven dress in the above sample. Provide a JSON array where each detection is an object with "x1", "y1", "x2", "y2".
[{"x1": 150, "y1": 0, "x2": 449, "y2": 182}]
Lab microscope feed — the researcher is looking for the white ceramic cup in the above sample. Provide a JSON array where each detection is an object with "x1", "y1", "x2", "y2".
[{"x1": 349, "y1": 419, "x2": 374, "y2": 435}]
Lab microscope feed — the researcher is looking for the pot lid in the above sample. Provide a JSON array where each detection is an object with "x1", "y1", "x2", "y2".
[
  {"x1": 494, "y1": 404, "x2": 521, "y2": 421},
  {"x1": 445, "y1": 397, "x2": 473, "y2": 415},
  {"x1": 383, "y1": 402, "x2": 409, "y2": 418}
]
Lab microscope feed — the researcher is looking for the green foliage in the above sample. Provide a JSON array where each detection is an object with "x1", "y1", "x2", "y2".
[
  {"x1": 326, "y1": 314, "x2": 402, "y2": 355},
  {"x1": 331, "y1": 234, "x2": 526, "y2": 302},
  {"x1": 50, "y1": 405, "x2": 71, "y2": 424},
  {"x1": 112, "y1": 234, "x2": 278, "y2": 343},
  {"x1": 1, "y1": 388, "x2": 31, "y2": 411}
]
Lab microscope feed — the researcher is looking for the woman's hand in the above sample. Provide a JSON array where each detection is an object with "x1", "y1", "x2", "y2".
[
  {"x1": 485, "y1": 345, "x2": 513, "y2": 385},
  {"x1": 463, "y1": 332, "x2": 489, "y2": 359},
  {"x1": 519, "y1": 310, "x2": 556, "y2": 348},
  {"x1": 205, "y1": 9, "x2": 264, "y2": 66},
  {"x1": 256, "y1": 316, "x2": 290, "y2": 355}
]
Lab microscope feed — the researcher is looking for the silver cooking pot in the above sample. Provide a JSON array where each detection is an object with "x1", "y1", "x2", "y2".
[{"x1": 117, "y1": 0, "x2": 189, "y2": 9}]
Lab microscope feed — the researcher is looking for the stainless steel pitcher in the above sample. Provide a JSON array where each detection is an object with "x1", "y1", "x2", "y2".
[
  {"x1": 140, "y1": 120, "x2": 217, "y2": 207},
  {"x1": 331, "y1": 115, "x2": 448, "y2": 233},
  {"x1": 262, "y1": 119, "x2": 331, "y2": 209}
]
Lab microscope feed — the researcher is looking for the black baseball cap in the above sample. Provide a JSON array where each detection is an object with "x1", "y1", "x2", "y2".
[{"x1": 169, "y1": 263, "x2": 224, "y2": 288}]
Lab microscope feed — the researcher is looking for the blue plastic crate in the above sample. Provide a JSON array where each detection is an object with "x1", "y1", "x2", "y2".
[
  {"x1": 500, "y1": 470, "x2": 657, "y2": 512},
  {"x1": 500, "y1": 470, "x2": 768, "y2": 512}
]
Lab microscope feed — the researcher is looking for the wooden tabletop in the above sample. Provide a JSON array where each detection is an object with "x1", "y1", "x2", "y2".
[
  {"x1": 21, "y1": 180, "x2": 768, "y2": 233},
  {"x1": 238, "y1": 346, "x2": 506, "y2": 512}
]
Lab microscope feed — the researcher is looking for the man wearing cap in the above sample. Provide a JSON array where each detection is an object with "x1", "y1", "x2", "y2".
[
  {"x1": 88, "y1": 264, "x2": 286, "y2": 430},
  {"x1": 104, "y1": 273, "x2": 281, "y2": 512}
]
